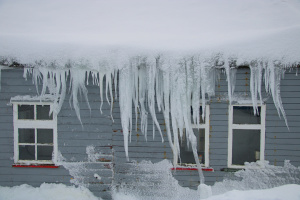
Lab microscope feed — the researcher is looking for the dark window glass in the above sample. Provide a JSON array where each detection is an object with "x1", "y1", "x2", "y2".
[
  {"x1": 232, "y1": 129, "x2": 260, "y2": 165},
  {"x1": 19, "y1": 129, "x2": 35, "y2": 143},
  {"x1": 180, "y1": 128, "x2": 205, "y2": 164},
  {"x1": 19, "y1": 145, "x2": 35, "y2": 160},
  {"x1": 191, "y1": 106, "x2": 205, "y2": 124},
  {"x1": 37, "y1": 146, "x2": 53, "y2": 160},
  {"x1": 18, "y1": 105, "x2": 34, "y2": 119},
  {"x1": 233, "y1": 106, "x2": 261, "y2": 124},
  {"x1": 36, "y1": 105, "x2": 53, "y2": 120},
  {"x1": 37, "y1": 129, "x2": 53, "y2": 144}
]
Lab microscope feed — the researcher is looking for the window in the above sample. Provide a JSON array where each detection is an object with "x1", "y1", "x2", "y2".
[
  {"x1": 228, "y1": 105, "x2": 266, "y2": 168},
  {"x1": 179, "y1": 105, "x2": 210, "y2": 167},
  {"x1": 13, "y1": 102, "x2": 57, "y2": 165}
]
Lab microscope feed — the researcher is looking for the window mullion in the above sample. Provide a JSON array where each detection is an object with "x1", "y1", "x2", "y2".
[
  {"x1": 228, "y1": 105, "x2": 233, "y2": 167},
  {"x1": 35, "y1": 128, "x2": 37, "y2": 161}
]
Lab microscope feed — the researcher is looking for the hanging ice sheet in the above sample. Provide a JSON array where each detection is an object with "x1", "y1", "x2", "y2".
[{"x1": 21, "y1": 55, "x2": 297, "y2": 184}]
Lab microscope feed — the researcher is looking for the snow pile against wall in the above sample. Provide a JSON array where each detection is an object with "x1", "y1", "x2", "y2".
[
  {"x1": 205, "y1": 184, "x2": 300, "y2": 200},
  {"x1": 55, "y1": 147, "x2": 112, "y2": 188},
  {"x1": 0, "y1": 183, "x2": 101, "y2": 200},
  {"x1": 21, "y1": 57, "x2": 296, "y2": 183},
  {"x1": 112, "y1": 160, "x2": 199, "y2": 200},
  {"x1": 211, "y1": 160, "x2": 300, "y2": 195},
  {"x1": 112, "y1": 160, "x2": 300, "y2": 200}
]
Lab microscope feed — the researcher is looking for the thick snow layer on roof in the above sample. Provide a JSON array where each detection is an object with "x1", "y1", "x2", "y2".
[{"x1": 0, "y1": 0, "x2": 300, "y2": 64}]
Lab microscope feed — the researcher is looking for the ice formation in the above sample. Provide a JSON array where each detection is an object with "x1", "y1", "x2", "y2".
[
  {"x1": 211, "y1": 160, "x2": 300, "y2": 195},
  {"x1": 21, "y1": 55, "x2": 298, "y2": 183},
  {"x1": 112, "y1": 159, "x2": 300, "y2": 200}
]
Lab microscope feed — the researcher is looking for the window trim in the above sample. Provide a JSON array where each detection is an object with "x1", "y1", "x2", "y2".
[
  {"x1": 228, "y1": 104, "x2": 266, "y2": 168},
  {"x1": 13, "y1": 102, "x2": 58, "y2": 165},
  {"x1": 178, "y1": 105, "x2": 210, "y2": 168}
]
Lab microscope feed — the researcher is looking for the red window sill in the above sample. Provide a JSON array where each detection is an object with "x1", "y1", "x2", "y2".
[
  {"x1": 12, "y1": 164, "x2": 59, "y2": 168},
  {"x1": 171, "y1": 167, "x2": 214, "y2": 172}
]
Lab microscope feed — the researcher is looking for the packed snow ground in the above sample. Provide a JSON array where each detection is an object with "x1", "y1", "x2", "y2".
[
  {"x1": 0, "y1": 183, "x2": 101, "y2": 200},
  {"x1": 1, "y1": 183, "x2": 300, "y2": 200}
]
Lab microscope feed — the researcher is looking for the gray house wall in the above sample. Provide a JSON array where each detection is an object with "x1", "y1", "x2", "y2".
[{"x1": 0, "y1": 67, "x2": 299, "y2": 199}]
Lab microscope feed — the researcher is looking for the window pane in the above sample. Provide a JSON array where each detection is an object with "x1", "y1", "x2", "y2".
[
  {"x1": 233, "y1": 106, "x2": 261, "y2": 124},
  {"x1": 232, "y1": 129, "x2": 260, "y2": 165},
  {"x1": 37, "y1": 146, "x2": 53, "y2": 160},
  {"x1": 19, "y1": 145, "x2": 35, "y2": 160},
  {"x1": 36, "y1": 105, "x2": 53, "y2": 120},
  {"x1": 180, "y1": 129, "x2": 205, "y2": 164},
  {"x1": 19, "y1": 129, "x2": 35, "y2": 143},
  {"x1": 191, "y1": 106, "x2": 205, "y2": 124},
  {"x1": 18, "y1": 105, "x2": 34, "y2": 119},
  {"x1": 37, "y1": 129, "x2": 53, "y2": 144}
]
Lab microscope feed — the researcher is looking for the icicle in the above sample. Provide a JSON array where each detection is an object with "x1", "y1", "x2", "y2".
[
  {"x1": 191, "y1": 58, "x2": 201, "y2": 126},
  {"x1": 161, "y1": 66, "x2": 176, "y2": 161},
  {"x1": 138, "y1": 63, "x2": 148, "y2": 140},
  {"x1": 250, "y1": 61, "x2": 259, "y2": 115},
  {"x1": 23, "y1": 67, "x2": 31, "y2": 80},
  {"x1": 98, "y1": 72, "x2": 104, "y2": 114},
  {"x1": 147, "y1": 61, "x2": 164, "y2": 142},
  {"x1": 114, "y1": 69, "x2": 118, "y2": 100},
  {"x1": 224, "y1": 59, "x2": 237, "y2": 104},
  {"x1": 69, "y1": 69, "x2": 91, "y2": 125},
  {"x1": 132, "y1": 60, "x2": 139, "y2": 133},
  {"x1": 258, "y1": 62, "x2": 263, "y2": 105},
  {"x1": 56, "y1": 70, "x2": 67, "y2": 115},
  {"x1": 105, "y1": 71, "x2": 114, "y2": 122},
  {"x1": 264, "y1": 62, "x2": 289, "y2": 128},
  {"x1": 119, "y1": 65, "x2": 133, "y2": 161},
  {"x1": 91, "y1": 71, "x2": 99, "y2": 85},
  {"x1": 200, "y1": 62, "x2": 207, "y2": 120},
  {"x1": 155, "y1": 57, "x2": 164, "y2": 116}
]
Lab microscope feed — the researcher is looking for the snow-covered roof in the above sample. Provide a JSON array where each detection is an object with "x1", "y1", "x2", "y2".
[{"x1": 0, "y1": 0, "x2": 300, "y2": 66}]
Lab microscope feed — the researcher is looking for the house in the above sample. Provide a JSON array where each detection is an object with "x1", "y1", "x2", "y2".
[
  {"x1": 0, "y1": 60, "x2": 299, "y2": 199},
  {"x1": 0, "y1": 0, "x2": 300, "y2": 199}
]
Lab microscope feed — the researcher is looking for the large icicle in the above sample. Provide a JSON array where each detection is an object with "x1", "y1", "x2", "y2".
[
  {"x1": 249, "y1": 61, "x2": 262, "y2": 115},
  {"x1": 69, "y1": 69, "x2": 91, "y2": 125},
  {"x1": 147, "y1": 60, "x2": 164, "y2": 141},
  {"x1": 119, "y1": 65, "x2": 133, "y2": 161},
  {"x1": 264, "y1": 62, "x2": 289, "y2": 128}
]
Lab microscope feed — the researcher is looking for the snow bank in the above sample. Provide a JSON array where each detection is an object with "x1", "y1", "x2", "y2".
[
  {"x1": 204, "y1": 184, "x2": 300, "y2": 200},
  {"x1": 112, "y1": 160, "x2": 199, "y2": 200},
  {"x1": 1, "y1": 183, "x2": 299, "y2": 200},
  {"x1": 112, "y1": 160, "x2": 300, "y2": 200},
  {"x1": 0, "y1": 183, "x2": 101, "y2": 200},
  {"x1": 211, "y1": 160, "x2": 300, "y2": 195}
]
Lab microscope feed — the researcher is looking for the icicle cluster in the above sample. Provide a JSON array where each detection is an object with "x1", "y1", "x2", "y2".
[{"x1": 22, "y1": 56, "x2": 295, "y2": 184}]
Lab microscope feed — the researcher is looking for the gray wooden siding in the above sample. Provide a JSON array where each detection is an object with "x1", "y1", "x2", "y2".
[{"x1": 0, "y1": 67, "x2": 300, "y2": 199}]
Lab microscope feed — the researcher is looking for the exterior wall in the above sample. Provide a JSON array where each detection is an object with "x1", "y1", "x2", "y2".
[
  {"x1": 0, "y1": 67, "x2": 300, "y2": 199},
  {"x1": 265, "y1": 71, "x2": 300, "y2": 167},
  {"x1": 0, "y1": 68, "x2": 71, "y2": 187}
]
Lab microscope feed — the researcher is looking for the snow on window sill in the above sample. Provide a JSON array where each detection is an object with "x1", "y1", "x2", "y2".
[
  {"x1": 171, "y1": 167, "x2": 214, "y2": 172},
  {"x1": 12, "y1": 164, "x2": 59, "y2": 168}
]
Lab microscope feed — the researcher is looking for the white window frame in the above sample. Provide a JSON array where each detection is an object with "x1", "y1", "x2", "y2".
[
  {"x1": 13, "y1": 102, "x2": 58, "y2": 165},
  {"x1": 228, "y1": 104, "x2": 266, "y2": 168},
  {"x1": 179, "y1": 105, "x2": 210, "y2": 168}
]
